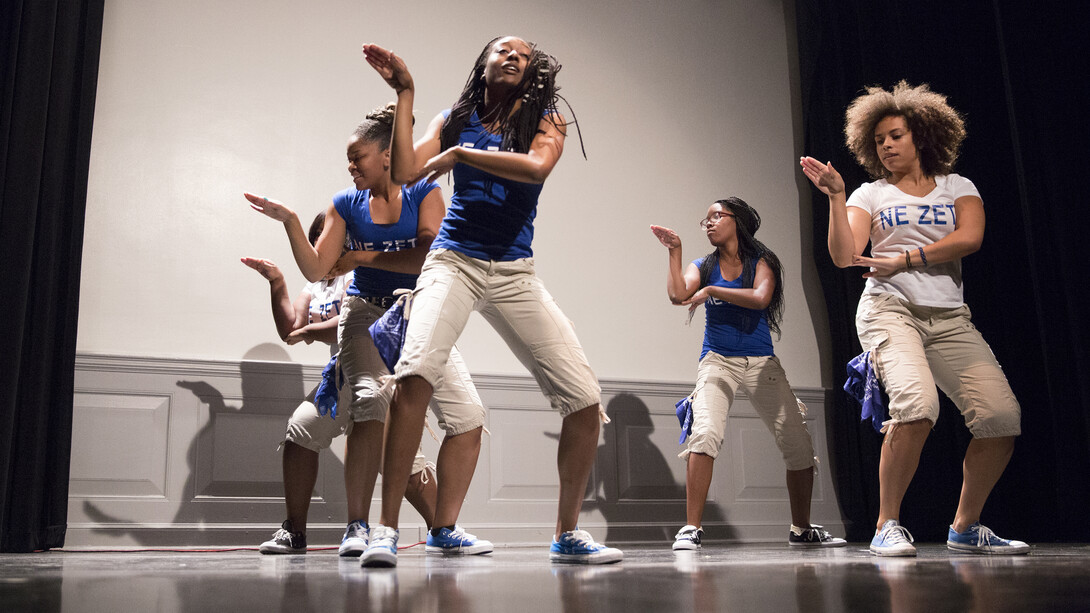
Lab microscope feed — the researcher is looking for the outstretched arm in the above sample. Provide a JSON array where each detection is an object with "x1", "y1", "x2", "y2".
[
  {"x1": 650, "y1": 225, "x2": 700, "y2": 303},
  {"x1": 246, "y1": 195, "x2": 348, "y2": 282},
  {"x1": 799, "y1": 156, "x2": 870, "y2": 267}
]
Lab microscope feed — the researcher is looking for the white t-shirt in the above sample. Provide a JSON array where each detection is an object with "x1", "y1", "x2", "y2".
[
  {"x1": 846, "y1": 174, "x2": 980, "y2": 308},
  {"x1": 303, "y1": 272, "x2": 352, "y2": 355}
]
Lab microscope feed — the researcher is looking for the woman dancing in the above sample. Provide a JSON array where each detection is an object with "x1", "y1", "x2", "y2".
[
  {"x1": 651, "y1": 198, "x2": 846, "y2": 550},
  {"x1": 801, "y1": 81, "x2": 1027, "y2": 556},
  {"x1": 243, "y1": 212, "x2": 377, "y2": 554},
  {"x1": 360, "y1": 37, "x2": 622, "y2": 566},
  {"x1": 247, "y1": 104, "x2": 487, "y2": 558}
]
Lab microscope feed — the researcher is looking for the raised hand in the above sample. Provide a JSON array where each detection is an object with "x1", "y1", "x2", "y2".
[
  {"x1": 799, "y1": 156, "x2": 845, "y2": 196},
  {"x1": 362, "y1": 44, "x2": 414, "y2": 93},
  {"x1": 650, "y1": 225, "x2": 681, "y2": 249},
  {"x1": 241, "y1": 257, "x2": 285, "y2": 283},
  {"x1": 245, "y1": 192, "x2": 294, "y2": 223}
]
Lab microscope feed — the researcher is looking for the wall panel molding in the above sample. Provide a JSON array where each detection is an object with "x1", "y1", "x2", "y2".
[{"x1": 68, "y1": 353, "x2": 844, "y2": 547}]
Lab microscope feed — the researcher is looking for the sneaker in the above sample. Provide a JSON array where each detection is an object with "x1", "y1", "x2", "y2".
[
  {"x1": 426, "y1": 525, "x2": 494, "y2": 555},
  {"x1": 550, "y1": 529, "x2": 623, "y2": 564},
  {"x1": 259, "y1": 520, "x2": 307, "y2": 554},
  {"x1": 789, "y1": 524, "x2": 847, "y2": 548},
  {"x1": 870, "y1": 519, "x2": 916, "y2": 557},
  {"x1": 360, "y1": 525, "x2": 398, "y2": 568},
  {"x1": 947, "y1": 523, "x2": 1029, "y2": 555},
  {"x1": 672, "y1": 525, "x2": 703, "y2": 551},
  {"x1": 338, "y1": 520, "x2": 369, "y2": 557}
]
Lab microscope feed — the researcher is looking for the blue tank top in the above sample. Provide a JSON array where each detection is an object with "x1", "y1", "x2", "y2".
[
  {"x1": 697, "y1": 258, "x2": 774, "y2": 360},
  {"x1": 333, "y1": 180, "x2": 438, "y2": 298},
  {"x1": 431, "y1": 109, "x2": 543, "y2": 261}
]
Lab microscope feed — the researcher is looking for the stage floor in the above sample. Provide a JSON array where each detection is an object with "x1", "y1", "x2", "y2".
[{"x1": 3, "y1": 542, "x2": 1089, "y2": 612}]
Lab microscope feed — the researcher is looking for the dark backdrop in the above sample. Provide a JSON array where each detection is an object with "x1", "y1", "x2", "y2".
[
  {"x1": 796, "y1": 0, "x2": 1090, "y2": 542},
  {"x1": 0, "y1": 0, "x2": 104, "y2": 551}
]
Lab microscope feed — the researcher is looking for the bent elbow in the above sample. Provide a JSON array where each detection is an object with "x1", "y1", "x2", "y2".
[
  {"x1": 831, "y1": 255, "x2": 853, "y2": 269},
  {"x1": 390, "y1": 169, "x2": 416, "y2": 185}
]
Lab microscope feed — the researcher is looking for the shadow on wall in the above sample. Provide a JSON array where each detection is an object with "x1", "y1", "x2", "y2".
[
  {"x1": 83, "y1": 343, "x2": 346, "y2": 544},
  {"x1": 580, "y1": 392, "x2": 734, "y2": 544}
]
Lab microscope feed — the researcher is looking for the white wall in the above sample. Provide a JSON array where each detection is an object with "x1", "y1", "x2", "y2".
[{"x1": 79, "y1": 0, "x2": 829, "y2": 387}]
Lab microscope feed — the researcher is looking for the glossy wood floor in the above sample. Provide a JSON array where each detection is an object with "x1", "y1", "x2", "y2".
[{"x1": 3, "y1": 542, "x2": 1089, "y2": 612}]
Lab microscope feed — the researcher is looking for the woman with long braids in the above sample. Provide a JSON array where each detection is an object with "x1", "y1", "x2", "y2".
[
  {"x1": 247, "y1": 104, "x2": 488, "y2": 558},
  {"x1": 651, "y1": 199, "x2": 846, "y2": 551},
  {"x1": 801, "y1": 81, "x2": 1027, "y2": 556},
  {"x1": 360, "y1": 37, "x2": 622, "y2": 566}
]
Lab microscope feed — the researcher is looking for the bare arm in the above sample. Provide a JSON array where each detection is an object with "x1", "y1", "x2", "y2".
[
  {"x1": 853, "y1": 194, "x2": 985, "y2": 277},
  {"x1": 284, "y1": 315, "x2": 340, "y2": 345},
  {"x1": 246, "y1": 195, "x2": 348, "y2": 282},
  {"x1": 650, "y1": 225, "x2": 700, "y2": 303},
  {"x1": 362, "y1": 44, "x2": 443, "y2": 183},
  {"x1": 682, "y1": 259, "x2": 776, "y2": 310},
  {"x1": 329, "y1": 186, "x2": 445, "y2": 276},
  {"x1": 799, "y1": 157, "x2": 871, "y2": 267},
  {"x1": 240, "y1": 257, "x2": 300, "y2": 340},
  {"x1": 418, "y1": 113, "x2": 566, "y2": 185}
]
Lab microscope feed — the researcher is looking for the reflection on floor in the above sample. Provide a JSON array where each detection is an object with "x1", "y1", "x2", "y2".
[{"x1": 2, "y1": 543, "x2": 1089, "y2": 612}]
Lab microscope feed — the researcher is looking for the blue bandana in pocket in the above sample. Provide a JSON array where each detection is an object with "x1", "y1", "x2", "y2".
[
  {"x1": 676, "y1": 395, "x2": 694, "y2": 444},
  {"x1": 368, "y1": 292, "x2": 411, "y2": 373},
  {"x1": 314, "y1": 355, "x2": 342, "y2": 419}
]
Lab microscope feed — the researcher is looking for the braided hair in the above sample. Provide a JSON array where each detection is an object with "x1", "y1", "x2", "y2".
[
  {"x1": 696, "y1": 197, "x2": 785, "y2": 336},
  {"x1": 439, "y1": 37, "x2": 583, "y2": 157},
  {"x1": 353, "y1": 102, "x2": 414, "y2": 151}
]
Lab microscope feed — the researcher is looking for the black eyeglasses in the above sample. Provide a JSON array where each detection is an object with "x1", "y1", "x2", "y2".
[{"x1": 699, "y1": 211, "x2": 734, "y2": 229}]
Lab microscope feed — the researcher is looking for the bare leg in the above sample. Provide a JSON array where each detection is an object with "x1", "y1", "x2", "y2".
[
  {"x1": 379, "y1": 375, "x2": 433, "y2": 529},
  {"x1": 785, "y1": 466, "x2": 814, "y2": 528},
  {"x1": 555, "y1": 404, "x2": 601, "y2": 538},
  {"x1": 685, "y1": 452, "x2": 714, "y2": 527},
  {"x1": 282, "y1": 441, "x2": 319, "y2": 532},
  {"x1": 877, "y1": 419, "x2": 931, "y2": 530},
  {"x1": 404, "y1": 468, "x2": 438, "y2": 529},
  {"x1": 432, "y1": 427, "x2": 483, "y2": 528},
  {"x1": 344, "y1": 420, "x2": 384, "y2": 522},
  {"x1": 951, "y1": 436, "x2": 1015, "y2": 532}
]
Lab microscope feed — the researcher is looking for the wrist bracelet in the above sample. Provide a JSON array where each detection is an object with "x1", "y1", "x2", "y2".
[
  {"x1": 904, "y1": 250, "x2": 912, "y2": 270},
  {"x1": 917, "y1": 247, "x2": 928, "y2": 267}
]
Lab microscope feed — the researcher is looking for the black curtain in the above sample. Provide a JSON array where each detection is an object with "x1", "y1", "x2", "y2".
[
  {"x1": 796, "y1": 0, "x2": 1090, "y2": 542},
  {"x1": 0, "y1": 0, "x2": 104, "y2": 552}
]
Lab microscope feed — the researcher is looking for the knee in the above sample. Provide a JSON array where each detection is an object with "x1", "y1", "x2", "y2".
[{"x1": 395, "y1": 375, "x2": 434, "y2": 403}]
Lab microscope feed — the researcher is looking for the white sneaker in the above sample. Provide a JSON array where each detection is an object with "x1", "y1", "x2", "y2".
[
  {"x1": 870, "y1": 519, "x2": 916, "y2": 557},
  {"x1": 338, "y1": 520, "x2": 369, "y2": 557},
  {"x1": 673, "y1": 525, "x2": 703, "y2": 551},
  {"x1": 361, "y1": 525, "x2": 398, "y2": 568}
]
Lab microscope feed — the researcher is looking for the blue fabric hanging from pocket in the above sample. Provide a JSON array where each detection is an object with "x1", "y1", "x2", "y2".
[
  {"x1": 314, "y1": 355, "x2": 342, "y2": 419},
  {"x1": 675, "y1": 395, "x2": 694, "y2": 444},
  {"x1": 368, "y1": 298, "x2": 408, "y2": 373},
  {"x1": 844, "y1": 351, "x2": 887, "y2": 433}
]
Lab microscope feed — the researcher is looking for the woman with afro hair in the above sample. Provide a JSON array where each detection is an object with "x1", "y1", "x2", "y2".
[{"x1": 801, "y1": 81, "x2": 1027, "y2": 556}]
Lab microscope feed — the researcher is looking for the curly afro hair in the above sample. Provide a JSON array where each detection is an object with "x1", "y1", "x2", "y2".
[{"x1": 844, "y1": 81, "x2": 966, "y2": 179}]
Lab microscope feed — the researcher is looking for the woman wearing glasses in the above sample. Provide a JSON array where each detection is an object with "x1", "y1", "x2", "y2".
[{"x1": 651, "y1": 198, "x2": 846, "y2": 551}]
